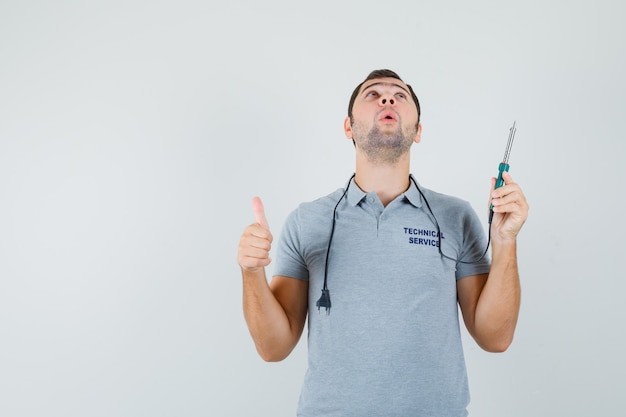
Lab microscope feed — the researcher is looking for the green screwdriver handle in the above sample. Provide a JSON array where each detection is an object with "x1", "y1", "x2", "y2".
[
  {"x1": 495, "y1": 162, "x2": 510, "y2": 190},
  {"x1": 489, "y1": 162, "x2": 510, "y2": 223},
  {"x1": 489, "y1": 122, "x2": 516, "y2": 223}
]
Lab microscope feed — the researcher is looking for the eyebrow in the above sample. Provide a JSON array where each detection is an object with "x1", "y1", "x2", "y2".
[{"x1": 360, "y1": 82, "x2": 410, "y2": 96}]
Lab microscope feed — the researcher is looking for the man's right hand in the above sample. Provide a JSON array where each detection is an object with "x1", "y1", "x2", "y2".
[{"x1": 238, "y1": 197, "x2": 273, "y2": 272}]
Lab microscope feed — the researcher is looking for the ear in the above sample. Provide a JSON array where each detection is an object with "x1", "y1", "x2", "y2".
[
  {"x1": 344, "y1": 116, "x2": 353, "y2": 139},
  {"x1": 413, "y1": 122, "x2": 422, "y2": 144}
]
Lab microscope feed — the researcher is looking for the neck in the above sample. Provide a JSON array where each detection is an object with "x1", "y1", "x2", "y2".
[{"x1": 354, "y1": 152, "x2": 411, "y2": 207}]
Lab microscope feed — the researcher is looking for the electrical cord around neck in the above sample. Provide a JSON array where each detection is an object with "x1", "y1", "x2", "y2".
[{"x1": 316, "y1": 174, "x2": 492, "y2": 314}]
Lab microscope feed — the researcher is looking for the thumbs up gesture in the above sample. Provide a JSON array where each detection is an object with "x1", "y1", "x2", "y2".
[{"x1": 238, "y1": 197, "x2": 273, "y2": 272}]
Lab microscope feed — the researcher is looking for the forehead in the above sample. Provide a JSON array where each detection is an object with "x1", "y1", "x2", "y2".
[{"x1": 359, "y1": 77, "x2": 410, "y2": 94}]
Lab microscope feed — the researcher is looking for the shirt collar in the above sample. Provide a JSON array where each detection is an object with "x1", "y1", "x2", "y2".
[
  {"x1": 404, "y1": 174, "x2": 424, "y2": 208},
  {"x1": 345, "y1": 174, "x2": 366, "y2": 206},
  {"x1": 344, "y1": 173, "x2": 424, "y2": 208}
]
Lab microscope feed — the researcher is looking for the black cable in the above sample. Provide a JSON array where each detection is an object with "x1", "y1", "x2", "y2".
[
  {"x1": 410, "y1": 176, "x2": 491, "y2": 264},
  {"x1": 316, "y1": 174, "x2": 355, "y2": 314},
  {"x1": 317, "y1": 174, "x2": 491, "y2": 314}
]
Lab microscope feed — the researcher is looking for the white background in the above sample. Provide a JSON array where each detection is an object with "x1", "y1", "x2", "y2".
[{"x1": 1, "y1": 1, "x2": 624, "y2": 416}]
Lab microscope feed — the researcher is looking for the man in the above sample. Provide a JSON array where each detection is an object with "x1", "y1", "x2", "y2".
[{"x1": 238, "y1": 69, "x2": 529, "y2": 416}]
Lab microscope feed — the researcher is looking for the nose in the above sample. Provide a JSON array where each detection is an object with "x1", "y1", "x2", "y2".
[{"x1": 379, "y1": 96, "x2": 395, "y2": 106}]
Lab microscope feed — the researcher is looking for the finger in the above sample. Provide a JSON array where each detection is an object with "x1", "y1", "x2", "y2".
[
  {"x1": 501, "y1": 171, "x2": 516, "y2": 185},
  {"x1": 252, "y1": 196, "x2": 269, "y2": 230},
  {"x1": 488, "y1": 176, "x2": 505, "y2": 214},
  {"x1": 238, "y1": 230, "x2": 272, "y2": 270},
  {"x1": 245, "y1": 230, "x2": 272, "y2": 250},
  {"x1": 491, "y1": 174, "x2": 518, "y2": 200},
  {"x1": 239, "y1": 244, "x2": 271, "y2": 263},
  {"x1": 491, "y1": 188, "x2": 528, "y2": 216},
  {"x1": 491, "y1": 187, "x2": 518, "y2": 208},
  {"x1": 238, "y1": 250, "x2": 272, "y2": 271}
]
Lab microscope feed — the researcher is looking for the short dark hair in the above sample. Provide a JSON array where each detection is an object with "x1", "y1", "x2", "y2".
[{"x1": 347, "y1": 69, "x2": 421, "y2": 126}]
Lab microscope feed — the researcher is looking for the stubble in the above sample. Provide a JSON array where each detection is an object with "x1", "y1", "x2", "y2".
[{"x1": 352, "y1": 121, "x2": 417, "y2": 165}]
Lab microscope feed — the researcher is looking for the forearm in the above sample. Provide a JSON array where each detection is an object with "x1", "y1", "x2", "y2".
[
  {"x1": 473, "y1": 241, "x2": 521, "y2": 352},
  {"x1": 242, "y1": 269, "x2": 297, "y2": 362}
]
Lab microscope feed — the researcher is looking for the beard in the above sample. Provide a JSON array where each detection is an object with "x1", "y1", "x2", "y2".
[{"x1": 352, "y1": 120, "x2": 418, "y2": 165}]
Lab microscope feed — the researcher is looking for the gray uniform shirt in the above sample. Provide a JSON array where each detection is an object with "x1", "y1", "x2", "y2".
[{"x1": 274, "y1": 175, "x2": 491, "y2": 417}]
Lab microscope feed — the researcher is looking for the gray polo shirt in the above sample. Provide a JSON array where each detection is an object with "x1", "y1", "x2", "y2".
[{"x1": 274, "y1": 175, "x2": 491, "y2": 417}]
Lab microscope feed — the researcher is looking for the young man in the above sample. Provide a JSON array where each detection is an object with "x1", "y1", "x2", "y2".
[{"x1": 238, "y1": 69, "x2": 529, "y2": 416}]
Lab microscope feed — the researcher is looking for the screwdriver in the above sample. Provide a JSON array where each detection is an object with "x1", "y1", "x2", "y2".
[{"x1": 489, "y1": 121, "x2": 516, "y2": 224}]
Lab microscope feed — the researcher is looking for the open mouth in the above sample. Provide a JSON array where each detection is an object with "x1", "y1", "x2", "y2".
[{"x1": 379, "y1": 111, "x2": 397, "y2": 122}]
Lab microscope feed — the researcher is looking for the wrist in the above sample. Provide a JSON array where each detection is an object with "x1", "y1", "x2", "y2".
[{"x1": 490, "y1": 238, "x2": 517, "y2": 259}]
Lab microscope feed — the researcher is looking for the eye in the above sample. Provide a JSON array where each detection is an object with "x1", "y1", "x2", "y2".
[
  {"x1": 366, "y1": 91, "x2": 379, "y2": 97},
  {"x1": 395, "y1": 92, "x2": 406, "y2": 99}
]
